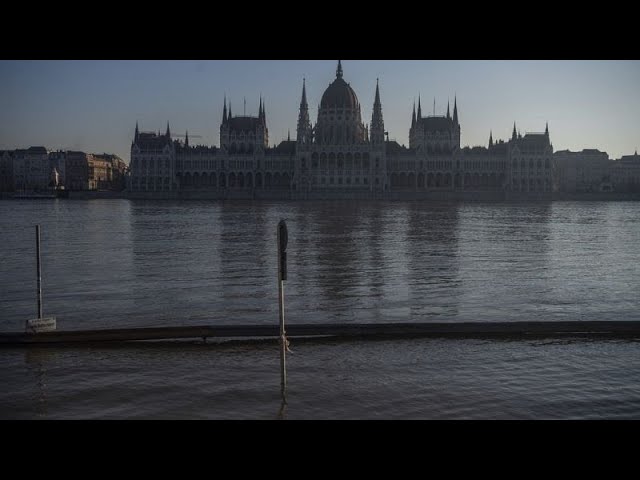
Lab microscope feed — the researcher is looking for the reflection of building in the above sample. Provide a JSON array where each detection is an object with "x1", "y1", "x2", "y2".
[{"x1": 127, "y1": 61, "x2": 633, "y2": 199}]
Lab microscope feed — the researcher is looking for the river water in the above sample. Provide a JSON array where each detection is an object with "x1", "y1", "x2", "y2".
[{"x1": 1, "y1": 199, "x2": 639, "y2": 419}]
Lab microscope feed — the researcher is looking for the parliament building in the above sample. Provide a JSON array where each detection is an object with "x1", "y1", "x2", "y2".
[{"x1": 129, "y1": 61, "x2": 555, "y2": 199}]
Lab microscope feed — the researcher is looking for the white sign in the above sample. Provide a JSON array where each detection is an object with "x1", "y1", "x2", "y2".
[{"x1": 27, "y1": 317, "x2": 56, "y2": 333}]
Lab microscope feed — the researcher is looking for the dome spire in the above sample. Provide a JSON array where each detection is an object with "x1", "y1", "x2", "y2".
[{"x1": 336, "y1": 60, "x2": 343, "y2": 79}]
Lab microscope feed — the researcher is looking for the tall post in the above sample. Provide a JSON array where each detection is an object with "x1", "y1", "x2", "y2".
[
  {"x1": 36, "y1": 224, "x2": 42, "y2": 319},
  {"x1": 277, "y1": 220, "x2": 288, "y2": 398}
]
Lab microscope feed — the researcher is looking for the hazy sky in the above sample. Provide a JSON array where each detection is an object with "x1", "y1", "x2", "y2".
[{"x1": 1, "y1": 60, "x2": 638, "y2": 162}]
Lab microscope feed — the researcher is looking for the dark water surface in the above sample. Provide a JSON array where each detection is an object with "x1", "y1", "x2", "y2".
[{"x1": 1, "y1": 200, "x2": 639, "y2": 419}]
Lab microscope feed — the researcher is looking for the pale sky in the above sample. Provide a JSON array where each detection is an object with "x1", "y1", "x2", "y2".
[{"x1": 1, "y1": 60, "x2": 638, "y2": 162}]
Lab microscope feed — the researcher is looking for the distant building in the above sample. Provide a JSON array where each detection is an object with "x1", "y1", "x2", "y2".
[
  {"x1": 49, "y1": 150, "x2": 66, "y2": 187},
  {"x1": 130, "y1": 61, "x2": 555, "y2": 199},
  {"x1": 0, "y1": 149, "x2": 127, "y2": 192},
  {"x1": 554, "y1": 149, "x2": 610, "y2": 192},
  {"x1": 12, "y1": 146, "x2": 50, "y2": 191},
  {"x1": 65, "y1": 151, "x2": 90, "y2": 190},
  {"x1": 92, "y1": 153, "x2": 127, "y2": 191},
  {"x1": 0, "y1": 150, "x2": 14, "y2": 192},
  {"x1": 610, "y1": 151, "x2": 640, "y2": 192}
]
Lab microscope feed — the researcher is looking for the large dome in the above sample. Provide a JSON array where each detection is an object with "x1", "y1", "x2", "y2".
[{"x1": 320, "y1": 61, "x2": 359, "y2": 109}]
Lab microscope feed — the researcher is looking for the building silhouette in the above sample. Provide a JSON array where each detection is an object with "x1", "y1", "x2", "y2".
[{"x1": 127, "y1": 61, "x2": 555, "y2": 199}]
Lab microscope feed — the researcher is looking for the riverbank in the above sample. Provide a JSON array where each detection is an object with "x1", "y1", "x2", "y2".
[{"x1": 2, "y1": 190, "x2": 639, "y2": 201}]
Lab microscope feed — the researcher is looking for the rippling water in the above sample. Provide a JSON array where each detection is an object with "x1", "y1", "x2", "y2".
[{"x1": 1, "y1": 199, "x2": 640, "y2": 419}]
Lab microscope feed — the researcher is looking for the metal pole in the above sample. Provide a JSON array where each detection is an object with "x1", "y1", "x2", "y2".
[
  {"x1": 277, "y1": 223, "x2": 287, "y2": 398},
  {"x1": 36, "y1": 225, "x2": 42, "y2": 319}
]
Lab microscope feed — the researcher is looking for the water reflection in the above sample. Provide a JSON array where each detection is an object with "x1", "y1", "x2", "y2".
[
  {"x1": 24, "y1": 348, "x2": 55, "y2": 418},
  {"x1": 2, "y1": 199, "x2": 640, "y2": 330},
  {"x1": 311, "y1": 202, "x2": 364, "y2": 320},
  {"x1": 456, "y1": 202, "x2": 553, "y2": 322},
  {"x1": 219, "y1": 202, "x2": 272, "y2": 325},
  {"x1": 129, "y1": 201, "x2": 224, "y2": 326},
  {"x1": 406, "y1": 202, "x2": 461, "y2": 320}
]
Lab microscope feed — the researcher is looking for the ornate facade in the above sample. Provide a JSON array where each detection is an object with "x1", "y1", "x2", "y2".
[{"x1": 129, "y1": 61, "x2": 555, "y2": 199}]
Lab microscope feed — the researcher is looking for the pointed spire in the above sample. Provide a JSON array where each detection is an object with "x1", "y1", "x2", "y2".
[
  {"x1": 371, "y1": 79, "x2": 384, "y2": 145},
  {"x1": 300, "y1": 78, "x2": 308, "y2": 108},
  {"x1": 185, "y1": 131, "x2": 189, "y2": 147},
  {"x1": 411, "y1": 101, "x2": 416, "y2": 128},
  {"x1": 417, "y1": 96, "x2": 422, "y2": 120},
  {"x1": 259, "y1": 95, "x2": 263, "y2": 118},
  {"x1": 166, "y1": 122, "x2": 171, "y2": 138},
  {"x1": 545, "y1": 122, "x2": 549, "y2": 136},
  {"x1": 228, "y1": 102, "x2": 232, "y2": 119},
  {"x1": 447, "y1": 100, "x2": 450, "y2": 119},
  {"x1": 489, "y1": 130, "x2": 493, "y2": 147},
  {"x1": 134, "y1": 121, "x2": 139, "y2": 143},
  {"x1": 262, "y1": 99, "x2": 266, "y2": 123},
  {"x1": 336, "y1": 60, "x2": 343, "y2": 79},
  {"x1": 223, "y1": 95, "x2": 228, "y2": 124},
  {"x1": 512, "y1": 122, "x2": 517, "y2": 140},
  {"x1": 297, "y1": 79, "x2": 311, "y2": 145},
  {"x1": 287, "y1": 129, "x2": 291, "y2": 142},
  {"x1": 453, "y1": 96, "x2": 458, "y2": 124}
]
